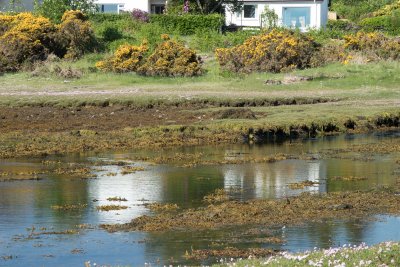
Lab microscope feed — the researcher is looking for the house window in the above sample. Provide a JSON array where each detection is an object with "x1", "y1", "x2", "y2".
[
  {"x1": 283, "y1": 7, "x2": 311, "y2": 29},
  {"x1": 243, "y1": 5, "x2": 256, "y2": 18},
  {"x1": 99, "y1": 4, "x2": 122, "y2": 13},
  {"x1": 151, "y1": 4, "x2": 165, "y2": 14}
]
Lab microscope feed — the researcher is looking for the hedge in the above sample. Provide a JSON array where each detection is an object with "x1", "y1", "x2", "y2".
[
  {"x1": 149, "y1": 14, "x2": 224, "y2": 35},
  {"x1": 360, "y1": 12, "x2": 400, "y2": 35},
  {"x1": 88, "y1": 13, "x2": 132, "y2": 24}
]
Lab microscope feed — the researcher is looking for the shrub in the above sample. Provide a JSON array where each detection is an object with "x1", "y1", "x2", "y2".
[
  {"x1": 215, "y1": 29, "x2": 320, "y2": 73},
  {"x1": 191, "y1": 29, "x2": 257, "y2": 52},
  {"x1": 0, "y1": 13, "x2": 58, "y2": 71},
  {"x1": 344, "y1": 31, "x2": 400, "y2": 60},
  {"x1": 149, "y1": 14, "x2": 224, "y2": 35},
  {"x1": 0, "y1": 11, "x2": 98, "y2": 72},
  {"x1": 59, "y1": 10, "x2": 98, "y2": 59},
  {"x1": 35, "y1": 0, "x2": 97, "y2": 23},
  {"x1": 310, "y1": 41, "x2": 346, "y2": 66},
  {"x1": 95, "y1": 41, "x2": 148, "y2": 72},
  {"x1": 327, "y1": 20, "x2": 360, "y2": 32},
  {"x1": 331, "y1": 0, "x2": 397, "y2": 21},
  {"x1": 131, "y1": 8, "x2": 149, "y2": 23},
  {"x1": 360, "y1": 10, "x2": 400, "y2": 35},
  {"x1": 95, "y1": 21, "x2": 123, "y2": 42},
  {"x1": 137, "y1": 35, "x2": 203, "y2": 77},
  {"x1": 373, "y1": 0, "x2": 400, "y2": 16}
]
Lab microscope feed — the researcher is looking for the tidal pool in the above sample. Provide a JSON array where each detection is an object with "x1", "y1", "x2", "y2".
[{"x1": 0, "y1": 131, "x2": 399, "y2": 266}]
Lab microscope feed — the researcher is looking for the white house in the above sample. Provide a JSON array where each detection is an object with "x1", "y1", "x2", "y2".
[
  {"x1": 225, "y1": 0, "x2": 329, "y2": 30},
  {"x1": 94, "y1": 0, "x2": 166, "y2": 14}
]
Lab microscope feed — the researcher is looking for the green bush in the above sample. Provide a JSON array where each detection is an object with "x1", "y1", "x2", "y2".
[
  {"x1": 331, "y1": 0, "x2": 396, "y2": 21},
  {"x1": 360, "y1": 10, "x2": 400, "y2": 35},
  {"x1": 150, "y1": 14, "x2": 224, "y2": 35},
  {"x1": 35, "y1": 0, "x2": 97, "y2": 23},
  {"x1": 88, "y1": 13, "x2": 132, "y2": 24},
  {"x1": 190, "y1": 29, "x2": 258, "y2": 52},
  {"x1": 95, "y1": 21, "x2": 123, "y2": 42}
]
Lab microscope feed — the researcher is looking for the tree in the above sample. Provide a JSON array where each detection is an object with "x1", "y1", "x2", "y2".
[
  {"x1": 34, "y1": 0, "x2": 97, "y2": 23},
  {"x1": 260, "y1": 6, "x2": 278, "y2": 29}
]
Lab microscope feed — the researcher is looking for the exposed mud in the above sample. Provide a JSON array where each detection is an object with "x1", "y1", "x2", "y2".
[
  {"x1": 0, "y1": 104, "x2": 398, "y2": 159},
  {"x1": 101, "y1": 190, "x2": 400, "y2": 232}
]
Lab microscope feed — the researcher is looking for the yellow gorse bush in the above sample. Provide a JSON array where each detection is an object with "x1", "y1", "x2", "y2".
[
  {"x1": 373, "y1": 0, "x2": 400, "y2": 17},
  {"x1": 96, "y1": 41, "x2": 149, "y2": 73},
  {"x1": 59, "y1": 10, "x2": 97, "y2": 59},
  {"x1": 0, "y1": 13, "x2": 58, "y2": 71},
  {"x1": 215, "y1": 29, "x2": 319, "y2": 73},
  {"x1": 0, "y1": 11, "x2": 97, "y2": 72},
  {"x1": 137, "y1": 38, "x2": 203, "y2": 77},
  {"x1": 344, "y1": 31, "x2": 400, "y2": 60},
  {"x1": 96, "y1": 36, "x2": 203, "y2": 77}
]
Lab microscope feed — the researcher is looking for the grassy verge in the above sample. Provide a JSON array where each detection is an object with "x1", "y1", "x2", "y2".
[
  {"x1": 0, "y1": 59, "x2": 399, "y2": 158},
  {"x1": 215, "y1": 242, "x2": 400, "y2": 267}
]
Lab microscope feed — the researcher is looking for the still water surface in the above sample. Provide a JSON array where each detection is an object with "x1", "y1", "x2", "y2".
[{"x1": 0, "y1": 132, "x2": 399, "y2": 266}]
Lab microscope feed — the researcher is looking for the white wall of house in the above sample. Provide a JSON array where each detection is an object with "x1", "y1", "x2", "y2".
[{"x1": 225, "y1": 0, "x2": 329, "y2": 30}]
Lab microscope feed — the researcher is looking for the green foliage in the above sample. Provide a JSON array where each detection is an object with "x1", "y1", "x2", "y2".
[
  {"x1": 150, "y1": 14, "x2": 224, "y2": 35},
  {"x1": 190, "y1": 29, "x2": 258, "y2": 52},
  {"x1": 88, "y1": 13, "x2": 132, "y2": 24},
  {"x1": 260, "y1": 6, "x2": 278, "y2": 29},
  {"x1": 215, "y1": 29, "x2": 320, "y2": 73},
  {"x1": 95, "y1": 21, "x2": 123, "y2": 42},
  {"x1": 34, "y1": 0, "x2": 97, "y2": 23},
  {"x1": 331, "y1": 0, "x2": 396, "y2": 21},
  {"x1": 373, "y1": 0, "x2": 400, "y2": 16},
  {"x1": 360, "y1": 10, "x2": 400, "y2": 35}
]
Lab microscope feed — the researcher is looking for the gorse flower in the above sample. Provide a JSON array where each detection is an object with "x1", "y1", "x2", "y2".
[{"x1": 215, "y1": 29, "x2": 319, "y2": 73}]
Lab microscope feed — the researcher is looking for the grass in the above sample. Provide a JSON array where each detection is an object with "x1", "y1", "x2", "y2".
[
  {"x1": 214, "y1": 242, "x2": 400, "y2": 267},
  {"x1": 0, "y1": 58, "x2": 399, "y2": 108}
]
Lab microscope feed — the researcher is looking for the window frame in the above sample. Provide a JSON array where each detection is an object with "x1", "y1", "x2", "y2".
[
  {"x1": 243, "y1": 4, "x2": 257, "y2": 19},
  {"x1": 282, "y1": 6, "x2": 311, "y2": 29}
]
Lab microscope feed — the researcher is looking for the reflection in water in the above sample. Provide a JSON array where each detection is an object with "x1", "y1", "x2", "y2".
[{"x1": 0, "y1": 132, "x2": 399, "y2": 266}]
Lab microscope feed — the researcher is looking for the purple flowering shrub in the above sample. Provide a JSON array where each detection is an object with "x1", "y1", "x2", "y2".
[{"x1": 131, "y1": 8, "x2": 149, "y2": 23}]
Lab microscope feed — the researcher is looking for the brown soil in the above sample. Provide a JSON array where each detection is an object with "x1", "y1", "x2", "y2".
[{"x1": 0, "y1": 106, "x2": 204, "y2": 132}]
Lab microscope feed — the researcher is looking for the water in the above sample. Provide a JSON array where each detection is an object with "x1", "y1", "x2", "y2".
[{"x1": 0, "y1": 131, "x2": 399, "y2": 266}]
